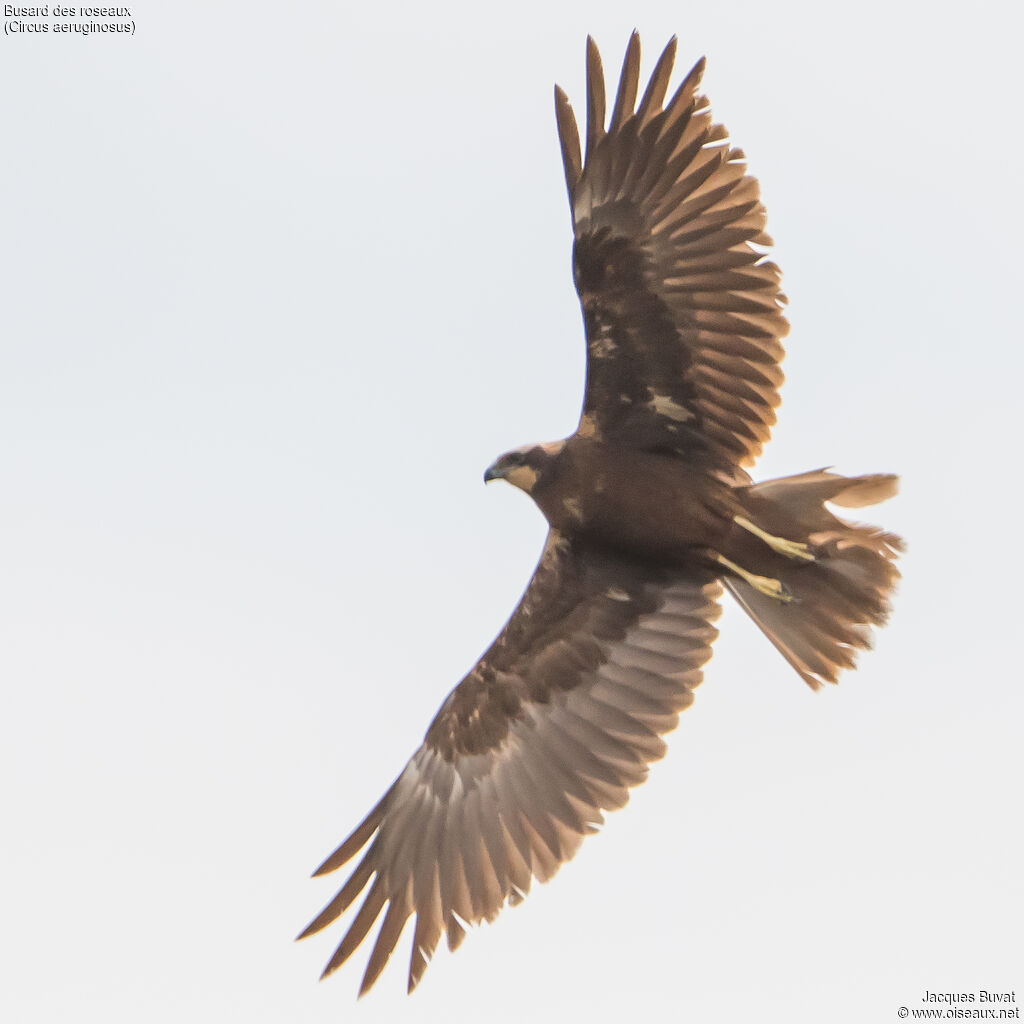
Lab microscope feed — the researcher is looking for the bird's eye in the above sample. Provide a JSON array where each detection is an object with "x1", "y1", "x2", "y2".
[{"x1": 505, "y1": 451, "x2": 526, "y2": 467}]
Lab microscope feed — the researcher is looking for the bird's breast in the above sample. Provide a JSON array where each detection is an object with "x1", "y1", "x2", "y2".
[{"x1": 537, "y1": 445, "x2": 736, "y2": 561}]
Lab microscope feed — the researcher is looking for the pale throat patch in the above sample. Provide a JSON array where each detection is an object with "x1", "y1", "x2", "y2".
[
  {"x1": 505, "y1": 465, "x2": 539, "y2": 492},
  {"x1": 502, "y1": 440, "x2": 563, "y2": 493}
]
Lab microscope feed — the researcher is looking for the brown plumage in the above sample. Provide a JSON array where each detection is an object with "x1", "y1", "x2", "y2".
[{"x1": 299, "y1": 34, "x2": 902, "y2": 995}]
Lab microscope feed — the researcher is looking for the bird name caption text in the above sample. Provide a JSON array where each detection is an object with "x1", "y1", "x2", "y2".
[{"x1": 3, "y1": 5, "x2": 135, "y2": 36}]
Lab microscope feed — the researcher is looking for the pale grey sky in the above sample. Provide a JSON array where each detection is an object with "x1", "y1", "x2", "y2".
[{"x1": 2, "y1": 2, "x2": 1021, "y2": 1022}]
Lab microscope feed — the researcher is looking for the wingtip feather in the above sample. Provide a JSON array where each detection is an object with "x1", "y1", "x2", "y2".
[
  {"x1": 608, "y1": 32, "x2": 642, "y2": 133},
  {"x1": 311, "y1": 789, "x2": 390, "y2": 876},
  {"x1": 585, "y1": 35, "x2": 606, "y2": 159},
  {"x1": 555, "y1": 83, "x2": 582, "y2": 201},
  {"x1": 636, "y1": 36, "x2": 678, "y2": 123}
]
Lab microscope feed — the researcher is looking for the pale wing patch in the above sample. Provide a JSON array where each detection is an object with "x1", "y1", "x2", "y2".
[
  {"x1": 562, "y1": 497, "x2": 583, "y2": 522},
  {"x1": 649, "y1": 391, "x2": 694, "y2": 423},
  {"x1": 589, "y1": 335, "x2": 618, "y2": 358},
  {"x1": 578, "y1": 413, "x2": 599, "y2": 439}
]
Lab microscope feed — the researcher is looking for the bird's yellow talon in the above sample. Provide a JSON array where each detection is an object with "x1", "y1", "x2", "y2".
[
  {"x1": 734, "y1": 515, "x2": 815, "y2": 563},
  {"x1": 715, "y1": 554, "x2": 798, "y2": 603}
]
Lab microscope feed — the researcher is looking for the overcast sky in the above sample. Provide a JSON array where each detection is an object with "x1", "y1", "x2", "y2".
[{"x1": 2, "y1": 2, "x2": 1021, "y2": 1022}]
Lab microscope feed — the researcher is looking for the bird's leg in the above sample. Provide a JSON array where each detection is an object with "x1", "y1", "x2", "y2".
[
  {"x1": 733, "y1": 515, "x2": 815, "y2": 563},
  {"x1": 715, "y1": 554, "x2": 798, "y2": 604}
]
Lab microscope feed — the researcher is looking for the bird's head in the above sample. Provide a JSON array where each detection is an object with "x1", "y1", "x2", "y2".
[{"x1": 484, "y1": 441, "x2": 565, "y2": 495}]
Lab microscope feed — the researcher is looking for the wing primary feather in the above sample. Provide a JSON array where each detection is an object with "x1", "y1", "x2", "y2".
[
  {"x1": 320, "y1": 875, "x2": 388, "y2": 979},
  {"x1": 438, "y1": 802, "x2": 475, "y2": 932},
  {"x1": 312, "y1": 788, "x2": 390, "y2": 876},
  {"x1": 585, "y1": 36, "x2": 606, "y2": 161},
  {"x1": 359, "y1": 888, "x2": 411, "y2": 997},
  {"x1": 408, "y1": 874, "x2": 443, "y2": 993},
  {"x1": 410, "y1": 785, "x2": 445, "y2": 908},
  {"x1": 500, "y1": 822, "x2": 533, "y2": 903},
  {"x1": 456, "y1": 786, "x2": 488, "y2": 921},
  {"x1": 635, "y1": 36, "x2": 677, "y2": 124},
  {"x1": 637, "y1": 105, "x2": 703, "y2": 202},
  {"x1": 467, "y1": 779, "x2": 506, "y2": 917},
  {"x1": 446, "y1": 913, "x2": 468, "y2": 953},
  {"x1": 608, "y1": 31, "x2": 641, "y2": 133},
  {"x1": 654, "y1": 56, "x2": 706, "y2": 146},
  {"x1": 554, "y1": 85, "x2": 582, "y2": 205},
  {"x1": 519, "y1": 813, "x2": 563, "y2": 882},
  {"x1": 490, "y1": 762, "x2": 537, "y2": 883},
  {"x1": 647, "y1": 133, "x2": 725, "y2": 213},
  {"x1": 298, "y1": 845, "x2": 378, "y2": 939}
]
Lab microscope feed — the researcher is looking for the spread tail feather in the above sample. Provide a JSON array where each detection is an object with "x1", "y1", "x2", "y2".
[{"x1": 726, "y1": 470, "x2": 902, "y2": 689}]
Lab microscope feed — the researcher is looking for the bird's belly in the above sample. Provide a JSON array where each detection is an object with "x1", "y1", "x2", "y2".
[{"x1": 549, "y1": 466, "x2": 735, "y2": 563}]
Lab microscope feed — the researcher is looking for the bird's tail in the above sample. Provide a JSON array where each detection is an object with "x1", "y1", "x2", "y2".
[{"x1": 726, "y1": 470, "x2": 903, "y2": 689}]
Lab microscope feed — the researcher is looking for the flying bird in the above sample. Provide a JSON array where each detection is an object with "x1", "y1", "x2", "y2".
[{"x1": 300, "y1": 33, "x2": 901, "y2": 995}]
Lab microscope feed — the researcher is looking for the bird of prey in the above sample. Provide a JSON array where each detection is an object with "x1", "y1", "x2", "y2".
[{"x1": 299, "y1": 33, "x2": 901, "y2": 996}]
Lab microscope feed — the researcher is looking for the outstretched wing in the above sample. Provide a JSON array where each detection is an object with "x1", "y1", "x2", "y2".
[
  {"x1": 300, "y1": 532, "x2": 721, "y2": 994},
  {"x1": 556, "y1": 34, "x2": 788, "y2": 469}
]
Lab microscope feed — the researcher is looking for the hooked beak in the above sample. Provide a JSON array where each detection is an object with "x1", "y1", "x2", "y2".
[{"x1": 483, "y1": 460, "x2": 505, "y2": 484}]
